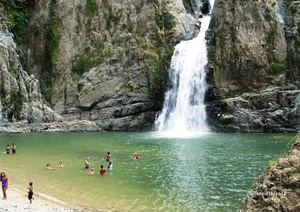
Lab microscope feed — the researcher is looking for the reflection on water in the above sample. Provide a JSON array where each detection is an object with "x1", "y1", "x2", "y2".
[{"x1": 0, "y1": 132, "x2": 294, "y2": 211}]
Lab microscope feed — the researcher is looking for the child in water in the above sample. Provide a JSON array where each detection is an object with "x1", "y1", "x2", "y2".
[
  {"x1": 89, "y1": 168, "x2": 95, "y2": 176},
  {"x1": 46, "y1": 163, "x2": 54, "y2": 170},
  {"x1": 58, "y1": 161, "x2": 64, "y2": 169},
  {"x1": 28, "y1": 182, "x2": 34, "y2": 203},
  {"x1": 99, "y1": 165, "x2": 106, "y2": 176}
]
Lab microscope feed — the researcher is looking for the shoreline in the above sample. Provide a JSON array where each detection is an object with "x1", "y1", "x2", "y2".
[
  {"x1": 1, "y1": 187, "x2": 79, "y2": 212},
  {"x1": 0, "y1": 120, "x2": 102, "y2": 134}
]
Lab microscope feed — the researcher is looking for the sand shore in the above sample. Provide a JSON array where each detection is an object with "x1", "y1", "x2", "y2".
[{"x1": 0, "y1": 187, "x2": 79, "y2": 212}]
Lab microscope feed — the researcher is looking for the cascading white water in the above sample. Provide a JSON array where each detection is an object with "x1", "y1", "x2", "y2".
[{"x1": 155, "y1": 0, "x2": 215, "y2": 137}]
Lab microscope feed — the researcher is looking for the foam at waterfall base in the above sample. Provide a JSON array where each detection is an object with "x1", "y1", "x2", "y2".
[{"x1": 151, "y1": 130, "x2": 211, "y2": 139}]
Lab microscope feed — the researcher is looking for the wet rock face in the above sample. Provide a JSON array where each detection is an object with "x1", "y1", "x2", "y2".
[
  {"x1": 23, "y1": 0, "x2": 206, "y2": 130},
  {"x1": 207, "y1": 0, "x2": 287, "y2": 97},
  {"x1": 240, "y1": 135, "x2": 300, "y2": 211},
  {"x1": 0, "y1": 3, "x2": 60, "y2": 124},
  {"x1": 286, "y1": 0, "x2": 300, "y2": 86},
  {"x1": 205, "y1": 0, "x2": 300, "y2": 132},
  {"x1": 206, "y1": 86, "x2": 300, "y2": 132}
]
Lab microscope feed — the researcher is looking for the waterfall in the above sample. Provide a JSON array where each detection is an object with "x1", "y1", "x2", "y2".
[{"x1": 154, "y1": 1, "x2": 215, "y2": 137}]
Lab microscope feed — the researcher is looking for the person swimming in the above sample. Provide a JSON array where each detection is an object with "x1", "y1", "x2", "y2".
[
  {"x1": 132, "y1": 152, "x2": 139, "y2": 160},
  {"x1": 46, "y1": 163, "x2": 54, "y2": 170}
]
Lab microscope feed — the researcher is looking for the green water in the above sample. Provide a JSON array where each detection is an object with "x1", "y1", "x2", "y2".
[{"x1": 0, "y1": 132, "x2": 295, "y2": 211}]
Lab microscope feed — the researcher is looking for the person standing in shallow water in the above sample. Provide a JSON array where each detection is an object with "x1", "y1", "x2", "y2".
[
  {"x1": 58, "y1": 161, "x2": 64, "y2": 169},
  {"x1": 28, "y1": 182, "x2": 34, "y2": 203},
  {"x1": 11, "y1": 144, "x2": 16, "y2": 154},
  {"x1": 0, "y1": 172, "x2": 8, "y2": 200},
  {"x1": 104, "y1": 152, "x2": 112, "y2": 162},
  {"x1": 5, "y1": 145, "x2": 10, "y2": 154},
  {"x1": 84, "y1": 157, "x2": 90, "y2": 169}
]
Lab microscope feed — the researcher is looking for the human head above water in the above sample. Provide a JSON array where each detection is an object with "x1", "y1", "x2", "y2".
[
  {"x1": 0, "y1": 172, "x2": 6, "y2": 177},
  {"x1": 29, "y1": 182, "x2": 33, "y2": 186},
  {"x1": 100, "y1": 165, "x2": 103, "y2": 169}
]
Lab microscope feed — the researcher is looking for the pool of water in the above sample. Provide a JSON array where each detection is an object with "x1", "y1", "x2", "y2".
[{"x1": 0, "y1": 132, "x2": 295, "y2": 211}]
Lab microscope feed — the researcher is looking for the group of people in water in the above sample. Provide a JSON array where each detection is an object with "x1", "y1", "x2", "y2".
[
  {"x1": 46, "y1": 161, "x2": 64, "y2": 170},
  {"x1": 5, "y1": 143, "x2": 16, "y2": 154},
  {"x1": 84, "y1": 151, "x2": 139, "y2": 176},
  {"x1": 1, "y1": 143, "x2": 140, "y2": 204},
  {"x1": 2, "y1": 144, "x2": 34, "y2": 203}
]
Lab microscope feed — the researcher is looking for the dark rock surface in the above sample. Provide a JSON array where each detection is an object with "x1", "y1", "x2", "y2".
[{"x1": 207, "y1": 85, "x2": 300, "y2": 132}]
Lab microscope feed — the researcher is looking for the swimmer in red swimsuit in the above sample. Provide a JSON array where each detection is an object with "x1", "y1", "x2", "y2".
[{"x1": 99, "y1": 165, "x2": 106, "y2": 176}]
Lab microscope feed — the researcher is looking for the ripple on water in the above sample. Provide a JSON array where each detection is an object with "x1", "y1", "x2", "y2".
[{"x1": 0, "y1": 132, "x2": 294, "y2": 211}]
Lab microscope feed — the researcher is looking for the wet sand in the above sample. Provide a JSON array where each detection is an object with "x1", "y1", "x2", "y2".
[{"x1": 0, "y1": 187, "x2": 79, "y2": 212}]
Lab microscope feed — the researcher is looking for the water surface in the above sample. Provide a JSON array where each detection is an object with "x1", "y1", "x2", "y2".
[{"x1": 0, "y1": 132, "x2": 294, "y2": 211}]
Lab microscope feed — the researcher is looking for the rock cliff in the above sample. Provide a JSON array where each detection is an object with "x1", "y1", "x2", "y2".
[
  {"x1": 0, "y1": 2, "x2": 60, "y2": 125},
  {"x1": 241, "y1": 134, "x2": 300, "y2": 211},
  {"x1": 206, "y1": 0, "x2": 300, "y2": 132},
  {"x1": 0, "y1": 0, "x2": 299, "y2": 132},
  {"x1": 1, "y1": 0, "x2": 207, "y2": 131}
]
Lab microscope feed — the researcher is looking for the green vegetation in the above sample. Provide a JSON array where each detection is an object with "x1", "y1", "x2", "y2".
[
  {"x1": 155, "y1": 9, "x2": 174, "y2": 32},
  {"x1": 250, "y1": 3, "x2": 261, "y2": 21},
  {"x1": 10, "y1": 89, "x2": 22, "y2": 111},
  {"x1": 85, "y1": 0, "x2": 98, "y2": 16},
  {"x1": 1, "y1": 0, "x2": 32, "y2": 44},
  {"x1": 266, "y1": 24, "x2": 278, "y2": 46},
  {"x1": 48, "y1": 16, "x2": 61, "y2": 66},
  {"x1": 101, "y1": 0, "x2": 120, "y2": 29},
  {"x1": 42, "y1": 5, "x2": 61, "y2": 101},
  {"x1": 270, "y1": 63, "x2": 285, "y2": 75},
  {"x1": 143, "y1": 2, "x2": 176, "y2": 107},
  {"x1": 72, "y1": 39, "x2": 111, "y2": 76},
  {"x1": 154, "y1": 49, "x2": 173, "y2": 83},
  {"x1": 0, "y1": 82, "x2": 5, "y2": 102},
  {"x1": 289, "y1": 1, "x2": 300, "y2": 15}
]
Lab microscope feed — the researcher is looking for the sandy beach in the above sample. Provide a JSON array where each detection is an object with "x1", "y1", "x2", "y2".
[{"x1": 0, "y1": 187, "x2": 78, "y2": 212}]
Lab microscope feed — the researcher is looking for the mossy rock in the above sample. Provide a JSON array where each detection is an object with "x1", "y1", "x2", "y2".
[{"x1": 270, "y1": 63, "x2": 286, "y2": 75}]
